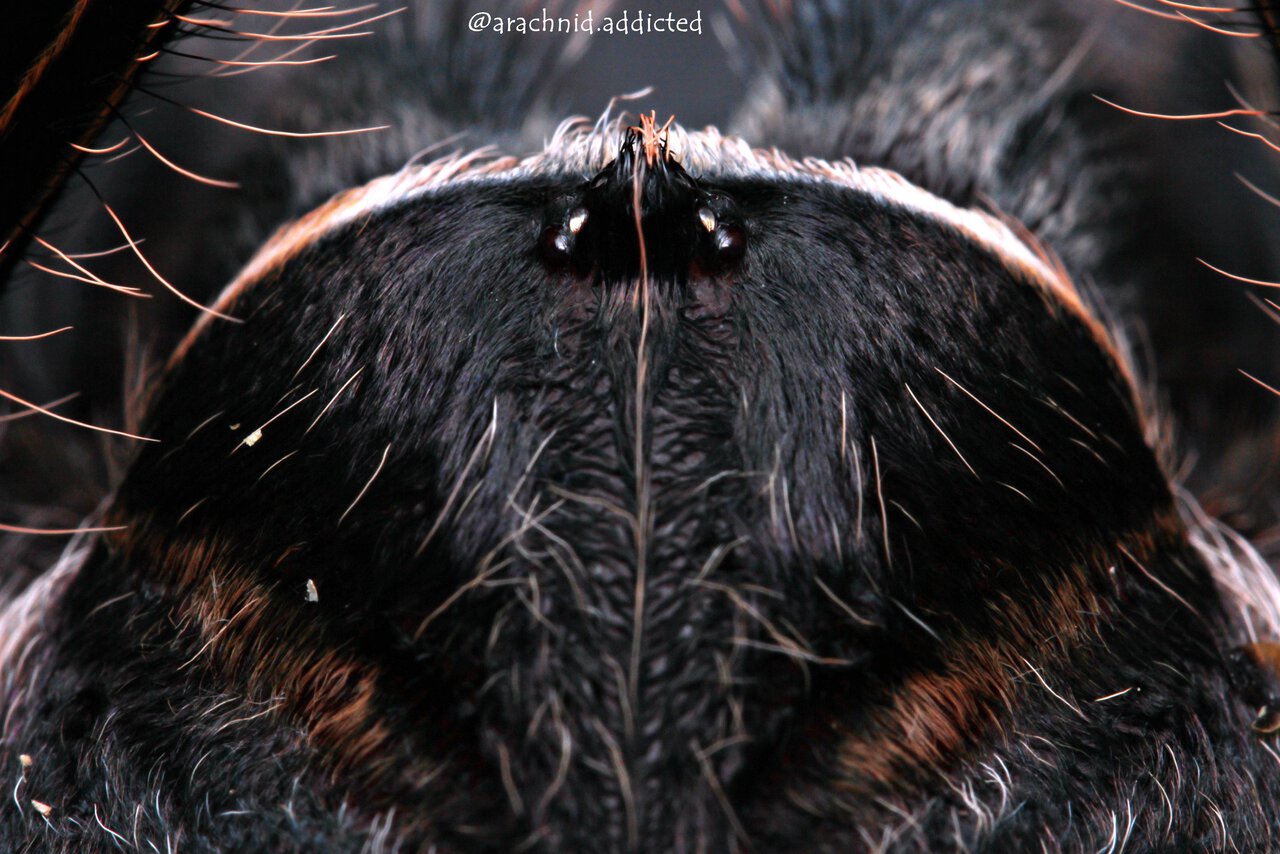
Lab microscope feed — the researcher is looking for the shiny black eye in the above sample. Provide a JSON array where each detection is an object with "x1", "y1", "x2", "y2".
[
  {"x1": 696, "y1": 195, "x2": 746, "y2": 273},
  {"x1": 539, "y1": 205, "x2": 587, "y2": 268},
  {"x1": 697, "y1": 206, "x2": 717, "y2": 233},
  {"x1": 713, "y1": 221, "x2": 746, "y2": 266}
]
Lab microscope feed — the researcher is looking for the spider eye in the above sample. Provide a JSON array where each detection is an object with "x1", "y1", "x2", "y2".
[
  {"x1": 696, "y1": 195, "x2": 745, "y2": 272},
  {"x1": 713, "y1": 222, "x2": 745, "y2": 266},
  {"x1": 539, "y1": 225, "x2": 574, "y2": 265},
  {"x1": 539, "y1": 204, "x2": 586, "y2": 267},
  {"x1": 697, "y1": 207, "x2": 717, "y2": 232}
]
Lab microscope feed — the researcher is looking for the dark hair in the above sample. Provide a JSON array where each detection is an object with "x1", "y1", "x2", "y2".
[{"x1": 3, "y1": 1, "x2": 1280, "y2": 850}]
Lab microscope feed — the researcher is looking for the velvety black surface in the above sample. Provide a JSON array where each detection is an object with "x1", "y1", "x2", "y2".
[{"x1": 4, "y1": 1, "x2": 1280, "y2": 851}]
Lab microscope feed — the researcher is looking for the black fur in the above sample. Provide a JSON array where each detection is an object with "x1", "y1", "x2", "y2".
[{"x1": 3, "y1": 1, "x2": 1280, "y2": 851}]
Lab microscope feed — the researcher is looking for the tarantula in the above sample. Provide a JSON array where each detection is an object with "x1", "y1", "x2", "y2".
[{"x1": 3, "y1": 1, "x2": 1280, "y2": 851}]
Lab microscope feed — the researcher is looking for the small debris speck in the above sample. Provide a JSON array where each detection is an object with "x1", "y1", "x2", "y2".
[
  {"x1": 305, "y1": 579, "x2": 319, "y2": 602},
  {"x1": 243, "y1": 428, "x2": 263, "y2": 447},
  {"x1": 31, "y1": 800, "x2": 52, "y2": 816},
  {"x1": 18, "y1": 754, "x2": 32, "y2": 768}
]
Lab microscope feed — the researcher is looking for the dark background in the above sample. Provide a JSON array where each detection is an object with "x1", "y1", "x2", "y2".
[{"x1": 560, "y1": 0, "x2": 739, "y2": 126}]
